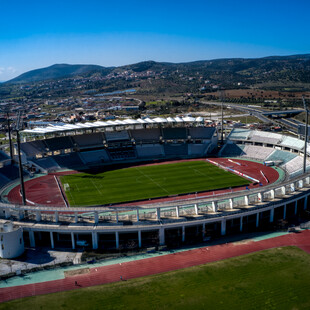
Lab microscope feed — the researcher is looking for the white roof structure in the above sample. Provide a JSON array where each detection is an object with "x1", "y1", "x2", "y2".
[
  {"x1": 21, "y1": 116, "x2": 204, "y2": 136},
  {"x1": 183, "y1": 116, "x2": 196, "y2": 122}
]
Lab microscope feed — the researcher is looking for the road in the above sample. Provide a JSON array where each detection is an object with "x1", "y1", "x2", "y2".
[{"x1": 201, "y1": 100, "x2": 303, "y2": 134}]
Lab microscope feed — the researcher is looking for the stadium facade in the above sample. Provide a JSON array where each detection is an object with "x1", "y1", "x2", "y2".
[{"x1": 0, "y1": 119, "x2": 309, "y2": 254}]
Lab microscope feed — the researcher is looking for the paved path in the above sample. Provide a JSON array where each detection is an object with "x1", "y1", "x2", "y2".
[{"x1": 1, "y1": 230, "x2": 310, "y2": 303}]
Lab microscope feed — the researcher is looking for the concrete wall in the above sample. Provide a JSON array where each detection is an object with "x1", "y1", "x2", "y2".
[{"x1": 0, "y1": 226, "x2": 24, "y2": 258}]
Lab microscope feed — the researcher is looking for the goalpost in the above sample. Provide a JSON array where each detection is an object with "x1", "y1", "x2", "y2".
[{"x1": 64, "y1": 183, "x2": 70, "y2": 191}]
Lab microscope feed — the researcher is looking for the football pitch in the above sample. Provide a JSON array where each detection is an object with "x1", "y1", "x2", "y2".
[{"x1": 60, "y1": 160, "x2": 250, "y2": 206}]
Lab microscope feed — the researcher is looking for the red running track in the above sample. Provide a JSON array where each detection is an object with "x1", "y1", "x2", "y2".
[
  {"x1": 6, "y1": 158, "x2": 279, "y2": 207},
  {"x1": 1, "y1": 229, "x2": 309, "y2": 303}
]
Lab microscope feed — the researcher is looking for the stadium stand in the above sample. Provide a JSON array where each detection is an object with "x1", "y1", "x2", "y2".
[
  {"x1": 164, "y1": 143, "x2": 188, "y2": 156},
  {"x1": 21, "y1": 140, "x2": 47, "y2": 157},
  {"x1": 130, "y1": 128, "x2": 161, "y2": 142},
  {"x1": 44, "y1": 137, "x2": 74, "y2": 151},
  {"x1": 220, "y1": 143, "x2": 245, "y2": 157},
  {"x1": 188, "y1": 127, "x2": 216, "y2": 139},
  {"x1": 162, "y1": 128, "x2": 187, "y2": 140},
  {"x1": 107, "y1": 147, "x2": 136, "y2": 160},
  {"x1": 266, "y1": 149, "x2": 297, "y2": 164},
  {"x1": 242, "y1": 145, "x2": 274, "y2": 161},
  {"x1": 79, "y1": 150, "x2": 110, "y2": 164},
  {"x1": 0, "y1": 165, "x2": 22, "y2": 180},
  {"x1": 281, "y1": 156, "x2": 310, "y2": 174},
  {"x1": 280, "y1": 136, "x2": 305, "y2": 150},
  {"x1": 105, "y1": 130, "x2": 130, "y2": 141},
  {"x1": 72, "y1": 133, "x2": 104, "y2": 148},
  {"x1": 31, "y1": 157, "x2": 60, "y2": 172},
  {"x1": 53, "y1": 153, "x2": 84, "y2": 169},
  {"x1": 0, "y1": 151, "x2": 9, "y2": 162},
  {"x1": 135, "y1": 144, "x2": 164, "y2": 158},
  {"x1": 248, "y1": 131, "x2": 282, "y2": 145},
  {"x1": 18, "y1": 122, "x2": 220, "y2": 171},
  {"x1": 188, "y1": 143, "x2": 210, "y2": 156},
  {"x1": 228, "y1": 128, "x2": 252, "y2": 140},
  {"x1": 0, "y1": 173, "x2": 10, "y2": 188}
]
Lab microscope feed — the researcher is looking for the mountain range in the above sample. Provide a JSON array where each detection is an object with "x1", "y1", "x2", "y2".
[{"x1": 4, "y1": 54, "x2": 310, "y2": 93}]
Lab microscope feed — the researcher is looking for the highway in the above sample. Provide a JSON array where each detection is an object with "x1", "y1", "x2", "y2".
[{"x1": 201, "y1": 100, "x2": 304, "y2": 134}]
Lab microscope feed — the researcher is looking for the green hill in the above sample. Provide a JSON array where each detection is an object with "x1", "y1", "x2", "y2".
[{"x1": 7, "y1": 64, "x2": 113, "y2": 84}]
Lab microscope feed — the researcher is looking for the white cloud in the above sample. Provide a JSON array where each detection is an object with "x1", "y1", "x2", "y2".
[
  {"x1": 7, "y1": 67, "x2": 17, "y2": 73},
  {"x1": 0, "y1": 66, "x2": 18, "y2": 80}
]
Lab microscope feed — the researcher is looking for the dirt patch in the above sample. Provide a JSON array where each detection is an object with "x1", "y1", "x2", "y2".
[{"x1": 64, "y1": 268, "x2": 90, "y2": 277}]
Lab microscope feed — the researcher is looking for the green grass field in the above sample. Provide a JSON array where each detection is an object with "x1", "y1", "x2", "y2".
[
  {"x1": 2, "y1": 247, "x2": 310, "y2": 310},
  {"x1": 60, "y1": 161, "x2": 250, "y2": 206}
]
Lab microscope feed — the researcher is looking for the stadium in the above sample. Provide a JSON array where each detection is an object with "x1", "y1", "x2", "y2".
[{"x1": 0, "y1": 116, "x2": 310, "y2": 256}]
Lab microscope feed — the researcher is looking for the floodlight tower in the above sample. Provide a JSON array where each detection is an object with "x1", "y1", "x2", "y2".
[
  {"x1": 303, "y1": 96, "x2": 309, "y2": 174},
  {"x1": 7, "y1": 111, "x2": 13, "y2": 160},
  {"x1": 0, "y1": 103, "x2": 13, "y2": 160},
  {"x1": 16, "y1": 111, "x2": 26, "y2": 205},
  {"x1": 219, "y1": 89, "x2": 225, "y2": 145}
]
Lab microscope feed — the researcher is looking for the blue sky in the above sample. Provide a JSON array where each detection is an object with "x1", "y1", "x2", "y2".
[{"x1": 0, "y1": 0, "x2": 310, "y2": 81}]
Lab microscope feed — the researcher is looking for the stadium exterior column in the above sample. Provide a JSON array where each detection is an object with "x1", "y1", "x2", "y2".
[
  {"x1": 136, "y1": 209, "x2": 140, "y2": 222},
  {"x1": 138, "y1": 230, "x2": 142, "y2": 248},
  {"x1": 94, "y1": 211, "x2": 99, "y2": 224},
  {"x1": 182, "y1": 226, "x2": 185, "y2": 242},
  {"x1": 115, "y1": 231, "x2": 119, "y2": 249},
  {"x1": 50, "y1": 231, "x2": 54, "y2": 249},
  {"x1": 282, "y1": 186, "x2": 286, "y2": 196},
  {"x1": 295, "y1": 200, "x2": 298, "y2": 215},
  {"x1": 270, "y1": 189, "x2": 275, "y2": 200},
  {"x1": 240, "y1": 216, "x2": 243, "y2": 232},
  {"x1": 4, "y1": 209, "x2": 11, "y2": 219},
  {"x1": 291, "y1": 183, "x2": 295, "y2": 192},
  {"x1": 256, "y1": 212, "x2": 259, "y2": 227},
  {"x1": 55, "y1": 211, "x2": 59, "y2": 223},
  {"x1": 270, "y1": 207, "x2": 274, "y2": 222},
  {"x1": 194, "y1": 204, "x2": 199, "y2": 215},
  {"x1": 115, "y1": 211, "x2": 119, "y2": 223},
  {"x1": 258, "y1": 192, "x2": 263, "y2": 202},
  {"x1": 283, "y1": 204, "x2": 287, "y2": 219},
  {"x1": 175, "y1": 206, "x2": 180, "y2": 218},
  {"x1": 74, "y1": 212, "x2": 78, "y2": 224},
  {"x1": 304, "y1": 196, "x2": 308, "y2": 210},
  {"x1": 29, "y1": 230, "x2": 35, "y2": 247},
  {"x1": 71, "y1": 232, "x2": 75, "y2": 250},
  {"x1": 92, "y1": 232, "x2": 98, "y2": 250},
  {"x1": 159, "y1": 227, "x2": 165, "y2": 245},
  {"x1": 156, "y1": 208, "x2": 161, "y2": 220},
  {"x1": 36, "y1": 211, "x2": 41, "y2": 222},
  {"x1": 221, "y1": 219, "x2": 226, "y2": 236},
  {"x1": 18, "y1": 209, "x2": 24, "y2": 220},
  {"x1": 244, "y1": 195, "x2": 249, "y2": 206},
  {"x1": 202, "y1": 223, "x2": 205, "y2": 239},
  {"x1": 229, "y1": 198, "x2": 233, "y2": 209},
  {"x1": 212, "y1": 201, "x2": 217, "y2": 212}
]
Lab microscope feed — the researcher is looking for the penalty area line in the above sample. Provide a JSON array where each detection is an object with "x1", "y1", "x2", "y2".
[{"x1": 54, "y1": 175, "x2": 69, "y2": 208}]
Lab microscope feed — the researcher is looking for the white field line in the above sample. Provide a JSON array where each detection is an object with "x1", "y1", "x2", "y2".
[
  {"x1": 135, "y1": 167, "x2": 170, "y2": 195},
  {"x1": 91, "y1": 179, "x2": 103, "y2": 195},
  {"x1": 54, "y1": 175, "x2": 69, "y2": 208}
]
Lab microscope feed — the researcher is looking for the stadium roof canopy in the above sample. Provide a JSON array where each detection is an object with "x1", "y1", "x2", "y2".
[{"x1": 21, "y1": 116, "x2": 205, "y2": 136}]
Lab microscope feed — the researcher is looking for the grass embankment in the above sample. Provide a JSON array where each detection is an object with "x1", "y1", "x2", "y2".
[
  {"x1": 2, "y1": 247, "x2": 310, "y2": 309},
  {"x1": 60, "y1": 161, "x2": 249, "y2": 206}
]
